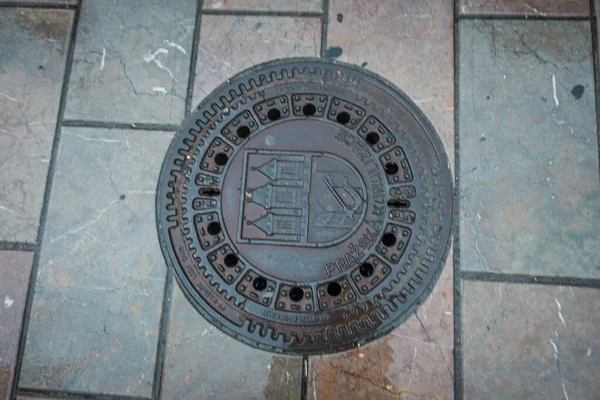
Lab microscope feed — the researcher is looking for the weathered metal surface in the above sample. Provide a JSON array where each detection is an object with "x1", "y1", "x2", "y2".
[{"x1": 156, "y1": 58, "x2": 453, "y2": 354}]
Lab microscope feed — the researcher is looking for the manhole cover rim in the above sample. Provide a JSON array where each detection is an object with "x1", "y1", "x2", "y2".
[{"x1": 156, "y1": 57, "x2": 454, "y2": 355}]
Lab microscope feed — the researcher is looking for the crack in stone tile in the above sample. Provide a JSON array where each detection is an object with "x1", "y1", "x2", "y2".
[
  {"x1": 415, "y1": 311, "x2": 452, "y2": 376},
  {"x1": 327, "y1": 361, "x2": 429, "y2": 399},
  {"x1": 48, "y1": 198, "x2": 121, "y2": 245},
  {"x1": 549, "y1": 339, "x2": 570, "y2": 400},
  {"x1": 512, "y1": 28, "x2": 559, "y2": 69}
]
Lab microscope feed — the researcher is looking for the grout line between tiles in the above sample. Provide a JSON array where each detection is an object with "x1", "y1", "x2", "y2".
[
  {"x1": 184, "y1": 0, "x2": 203, "y2": 118},
  {"x1": 320, "y1": 0, "x2": 329, "y2": 58},
  {"x1": 590, "y1": 0, "x2": 600, "y2": 182},
  {"x1": 18, "y1": 388, "x2": 148, "y2": 400},
  {"x1": 453, "y1": 2, "x2": 463, "y2": 400},
  {"x1": 151, "y1": 268, "x2": 174, "y2": 400},
  {"x1": 458, "y1": 13, "x2": 591, "y2": 21},
  {"x1": 461, "y1": 271, "x2": 600, "y2": 288},
  {"x1": 62, "y1": 119, "x2": 180, "y2": 132},
  {"x1": 11, "y1": 2, "x2": 81, "y2": 399},
  {"x1": 0, "y1": 242, "x2": 37, "y2": 252},
  {"x1": 199, "y1": 9, "x2": 323, "y2": 17},
  {"x1": 0, "y1": 2, "x2": 76, "y2": 9}
]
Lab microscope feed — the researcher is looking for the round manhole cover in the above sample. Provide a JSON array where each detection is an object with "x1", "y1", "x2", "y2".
[{"x1": 156, "y1": 58, "x2": 453, "y2": 354}]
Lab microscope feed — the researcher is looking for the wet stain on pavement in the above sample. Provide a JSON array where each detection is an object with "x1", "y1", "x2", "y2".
[
  {"x1": 571, "y1": 84, "x2": 585, "y2": 99},
  {"x1": 325, "y1": 46, "x2": 343, "y2": 59}
]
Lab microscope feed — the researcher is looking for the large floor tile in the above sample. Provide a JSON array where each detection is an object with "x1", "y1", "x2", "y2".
[
  {"x1": 459, "y1": 0, "x2": 589, "y2": 16},
  {"x1": 307, "y1": 2, "x2": 455, "y2": 398},
  {"x1": 0, "y1": 251, "x2": 34, "y2": 400},
  {"x1": 192, "y1": 15, "x2": 321, "y2": 106},
  {"x1": 459, "y1": 20, "x2": 599, "y2": 278},
  {"x1": 0, "y1": 1, "x2": 75, "y2": 4},
  {"x1": 203, "y1": 0, "x2": 322, "y2": 12},
  {"x1": 160, "y1": 281, "x2": 302, "y2": 400},
  {"x1": 462, "y1": 281, "x2": 600, "y2": 400},
  {"x1": 18, "y1": 397, "x2": 50, "y2": 400},
  {"x1": 0, "y1": 8, "x2": 73, "y2": 243},
  {"x1": 19, "y1": 128, "x2": 172, "y2": 397},
  {"x1": 64, "y1": 0, "x2": 196, "y2": 124},
  {"x1": 308, "y1": 253, "x2": 454, "y2": 400},
  {"x1": 597, "y1": 0, "x2": 600, "y2": 89},
  {"x1": 327, "y1": 0, "x2": 454, "y2": 167}
]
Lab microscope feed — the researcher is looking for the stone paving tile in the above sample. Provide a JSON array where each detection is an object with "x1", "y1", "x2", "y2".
[
  {"x1": 0, "y1": 251, "x2": 34, "y2": 400},
  {"x1": 64, "y1": 0, "x2": 195, "y2": 124},
  {"x1": 308, "y1": 2, "x2": 455, "y2": 398},
  {"x1": 192, "y1": 15, "x2": 320, "y2": 107},
  {"x1": 597, "y1": 0, "x2": 600, "y2": 85},
  {"x1": 459, "y1": 20, "x2": 600, "y2": 278},
  {"x1": 160, "y1": 281, "x2": 302, "y2": 400},
  {"x1": 1, "y1": 1, "x2": 75, "y2": 4},
  {"x1": 203, "y1": 0, "x2": 322, "y2": 12},
  {"x1": 463, "y1": 281, "x2": 600, "y2": 400},
  {"x1": 308, "y1": 252, "x2": 454, "y2": 400},
  {"x1": 459, "y1": 0, "x2": 589, "y2": 16},
  {"x1": 19, "y1": 128, "x2": 173, "y2": 397},
  {"x1": 0, "y1": 8, "x2": 73, "y2": 243},
  {"x1": 17, "y1": 397, "x2": 51, "y2": 400},
  {"x1": 327, "y1": 0, "x2": 454, "y2": 167}
]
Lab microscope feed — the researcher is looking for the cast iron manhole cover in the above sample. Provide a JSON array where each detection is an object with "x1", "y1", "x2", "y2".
[{"x1": 156, "y1": 58, "x2": 452, "y2": 354}]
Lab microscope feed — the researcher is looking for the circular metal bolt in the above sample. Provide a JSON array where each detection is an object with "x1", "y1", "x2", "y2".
[
  {"x1": 366, "y1": 132, "x2": 380, "y2": 144},
  {"x1": 336, "y1": 111, "x2": 351, "y2": 124},
  {"x1": 267, "y1": 108, "x2": 281, "y2": 121},
  {"x1": 214, "y1": 153, "x2": 228, "y2": 166},
  {"x1": 253, "y1": 277, "x2": 267, "y2": 291},
  {"x1": 327, "y1": 282, "x2": 342, "y2": 296},
  {"x1": 206, "y1": 222, "x2": 221, "y2": 235},
  {"x1": 359, "y1": 263, "x2": 375, "y2": 278},
  {"x1": 384, "y1": 162, "x2": 399, "y2": 175},
  {"x1": 303, "y1": 103, "x2": 317, "y2": 116},
  {"x1": 224, "y1": 254, "x2": 238, "y2": 267},
  {"x1": 289, "y1": 287, "x2": 304, "y2": 301},
  {"x1": 237, "y1": 126, "x2": 251, "y2": 138},
  {"x1": 381, "y1": 232, "x2": 397, "y2": 247}
]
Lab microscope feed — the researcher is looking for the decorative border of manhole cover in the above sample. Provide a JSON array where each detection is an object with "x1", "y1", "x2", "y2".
[{"x1": 156, "y1": 58, "x2": 453, "y2": 354}]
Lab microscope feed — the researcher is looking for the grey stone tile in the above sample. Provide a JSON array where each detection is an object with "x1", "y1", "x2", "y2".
[
  {"x1": 0, "y1": 9, "x2": 73, "y2": 243},
  {"x1": 64, "y1": 0, "x2": 196, "y2": 124},
  {"x1": 17, "y1": 396, "x2": 53, "y2": 400},
  {"x1": 160, "y1": 281, "x2": 303, "y2": 400},
  {"x1": 459, "y1": 20, "x2": 599, "y2": 278},
  {"x1": 308, "y1": 252, "x2": 454, "y2": 400},
  {"x1": 307, "y1": 3, "x2": 455, "y2": 398},
  {"x1": 598, "y1": 0, "x2": 600, "y2": 91},
  {"x1": 192, "y1": 15, "x2": 321, "y2": 107},
  {"x1": 19, "y1": 128, "x2": 173, "y2": 396},
  {"x1": 0, "y1": 251, "x2": 34, "y2": 400},
  {"x1": 462, "y1": 281, "x2": 600, "y2": 400},
  {"x1": 18, "y1": 397, "x2": 52, "y2": 400},
  {"x1": 0, "y1": 0, "x2": 75, "y2": 4},
  {"x1": 203, "y1": 0, "x2": 322, "y2": 12},
  {"x1": 327, "y1": 0, "x2": 454, "y2": 167},
  {"x1": 459, "y1": 0, "x2": 589, "y2": 16}
]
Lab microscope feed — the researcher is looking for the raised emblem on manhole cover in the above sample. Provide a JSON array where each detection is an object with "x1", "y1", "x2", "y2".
[{"x1": 156, "y1": 58, "x2": 453, "y2": 354}]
